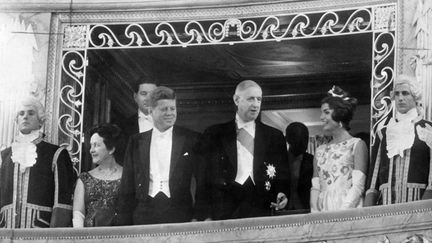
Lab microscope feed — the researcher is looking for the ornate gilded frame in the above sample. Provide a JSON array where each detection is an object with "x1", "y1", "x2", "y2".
[{"x1": 45, "y1": 0, "x2": 397, "y2": 174}]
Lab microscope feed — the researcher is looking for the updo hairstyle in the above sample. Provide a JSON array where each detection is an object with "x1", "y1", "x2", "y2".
[
  {"x1": 321, "y1": 85, "x2": 358, "y2": 131},
  {"x1": 88, "y1": 123, "x2": 122, "y2": 152}
]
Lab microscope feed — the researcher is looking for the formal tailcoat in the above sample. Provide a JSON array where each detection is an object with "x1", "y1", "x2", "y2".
[
  {"x1": 0, "y1": 140, "x2": 76, "y2": 228},
  {"x1": 366, "y1": 119, "x2": 432, "y2": 205},
  {"x1": 198, "y1": 119, "x2": 290, "y2": 220},
  {"x1": 116, "y1": 125, "x2": 204, "y2": 225},
  {"x1": 116, "y1": 113, "x2": 139, "y2": 163}
]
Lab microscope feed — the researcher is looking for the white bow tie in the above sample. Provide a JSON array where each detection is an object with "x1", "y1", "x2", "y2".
[{"x1": 139, "y1": 115, "x2": 150, "y2": 119}]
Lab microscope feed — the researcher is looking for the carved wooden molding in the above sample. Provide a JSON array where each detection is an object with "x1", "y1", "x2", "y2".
[
  {"x1": 3, "y1": 200, "x2": 432, "y2": 242},
  {"x1": 0, "y1": 0, "x2": 394, "y2": 14}
]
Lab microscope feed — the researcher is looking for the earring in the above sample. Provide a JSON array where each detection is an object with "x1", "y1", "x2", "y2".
[{"x1": 339, "y1": 122, "x2": 343, "y2": 128}]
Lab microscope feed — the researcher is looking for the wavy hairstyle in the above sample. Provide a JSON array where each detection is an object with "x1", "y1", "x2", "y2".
[
  {"x1": 15, "y1": 96, "x2": 46, "y2": 124},
  {"x1": 149, "y1": 86, "x2": 176, "y2": 108},
  {"x1": 391, "y1": 75, "x2": 421, "y2": 102}
]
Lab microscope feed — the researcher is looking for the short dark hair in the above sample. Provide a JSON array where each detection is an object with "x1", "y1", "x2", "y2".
[
  {"x1": 149, "y1": 86, "x2": 176, "y2": 108},
  {"x1": 321, "y1": 86, "x2": 358, "y2": 130},
  {"x1": 132, "y1": 74, "x2": 159, "y2": 93},
  {"x1": 285, "y1": 122, "x2": 309, "y2": 156},
  {"x1": 89, "y1": 123, "x2": 122, "y2": 151}
]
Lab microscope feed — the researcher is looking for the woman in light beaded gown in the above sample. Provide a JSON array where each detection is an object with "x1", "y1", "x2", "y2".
[{"x1": 310, "y1": 86, "x2": 368, "y2": 212}]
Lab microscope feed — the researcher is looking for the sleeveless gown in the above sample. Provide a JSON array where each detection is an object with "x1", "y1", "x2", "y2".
[
  {"x1": 79, "y1": 172, "x2": 121, "y2": 227},
  {"x1": 315, "y1": 137, "x2": 362, "y2": 211}
]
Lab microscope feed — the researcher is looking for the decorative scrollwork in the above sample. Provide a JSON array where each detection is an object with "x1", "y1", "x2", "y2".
[
  {"x1": 374, "y1": 5, "x2": 396, "y2": 32},
  {"x1": 59, "y1": 51, "x2": 87, "y2": 174},
  {"x1": 63, "y1": 25, "x2": 88, "y2": 49},
  {"x1": 57, "y1": 4, "x2": 396, "y2": 173},
  {"x1": 371, "y1": 30, "x2": 395, "y2": 145},
  {"x1": 87, "y1": 8, "x2": 372, "y2": 49}
]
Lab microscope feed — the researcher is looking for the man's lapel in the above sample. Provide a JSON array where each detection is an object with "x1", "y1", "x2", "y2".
[
  {"x1": 170, "y1": 126, "x2": 184, "y2": 180},
  {"x1": 139, "y1": 131, "x2": 152, "y2": 187},
  {"x1": 222, "y1": 121, "x2": 238, "y2": 170},
  {"x1": 133, "y1": 113, "x2": 140, "y2": 134}
]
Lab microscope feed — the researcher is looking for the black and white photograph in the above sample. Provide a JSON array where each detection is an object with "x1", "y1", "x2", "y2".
[{"x1": 0, "y1": 0, "x2": 431, "y2": 242}]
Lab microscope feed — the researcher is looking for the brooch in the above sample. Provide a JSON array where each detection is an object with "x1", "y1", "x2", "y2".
[{"x1": 264, "y1": 162, "x2": 276, "y2": 191}]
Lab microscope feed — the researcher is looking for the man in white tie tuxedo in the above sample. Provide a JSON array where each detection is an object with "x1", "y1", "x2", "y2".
[
  {"x1": 116, "y1": 86, "x2": 206, "y2": 225},
  {"x1": 198, "y1": 80, "x2": 290, "y2": 220},
  {"x1": 117, "y1": 78, "x2": 157, "y2": 163}
]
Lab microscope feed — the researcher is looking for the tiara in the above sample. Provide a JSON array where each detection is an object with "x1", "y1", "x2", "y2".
[{"x1": 328, "y1": 85, "x2": 350, "y2": 101}]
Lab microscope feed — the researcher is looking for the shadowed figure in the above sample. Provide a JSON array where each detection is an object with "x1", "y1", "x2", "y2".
[{"x1": 285, "y1": 122, "x2": 313, "y2": 212}]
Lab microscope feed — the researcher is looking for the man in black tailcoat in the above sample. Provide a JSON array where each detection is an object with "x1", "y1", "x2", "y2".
[
  {"x1": 198, "y1": 80, "x2": 290, "y2": 220},
  {"x1": 116, "y1": 86, "x2": 206, "y2": 225}
]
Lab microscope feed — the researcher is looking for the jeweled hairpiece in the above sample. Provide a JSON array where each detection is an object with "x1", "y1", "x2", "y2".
[{"x1": 328, "y1": 85, "x2": 350, "y2": 101}]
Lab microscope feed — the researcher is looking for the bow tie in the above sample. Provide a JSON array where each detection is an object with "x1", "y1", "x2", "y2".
[
  {"x1": 139, "y1": 115, "x2": 151, "y2": 120},
  {"x1": 154, "y1": 131, "x2": 170, "y2": 139}
]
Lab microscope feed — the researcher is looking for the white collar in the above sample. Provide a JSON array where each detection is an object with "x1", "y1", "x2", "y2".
[
  {"x1": 15, "y1": 130, "x2": 41, "y2": 143},
  {"x1": 152, "y1": 126, "x2": 173, "y2": 138},
  {"x1": 395, "y1": 108, "x2": 418, "y2": 122},
  {"x1": 12, "y1": 130, "x2": 40, "y2": 172},
  {"x1": 236, "y1": 113, "x2": 255, "y2": 129},
  {"x1": 138, "y1": 110, "x2": 151, "y2": 119},
  {"x1": 386, "y1": 108, "x2": 419, "y2": 158}
]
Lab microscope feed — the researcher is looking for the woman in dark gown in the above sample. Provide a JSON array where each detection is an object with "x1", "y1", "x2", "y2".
[{"x1": 72, "y1": 124, "x2": 123, "y2": 227}]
